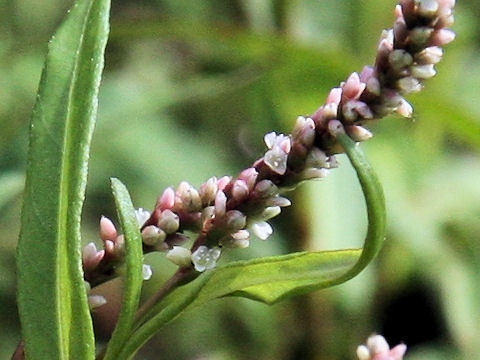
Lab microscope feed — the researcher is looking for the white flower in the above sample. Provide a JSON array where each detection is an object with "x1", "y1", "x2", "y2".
[
  {"x1": 263, "y1": 132, "x2": 291, "y2": 175},
  {"x1": 135, "y1": 208, "x2": 151, "y2": 227},
  {"x1": 191, "y1": 246, "x2": 221, "y2": 272},
  {"x1": 142, "y1": 264, "x2": 153, "y2": 280}
]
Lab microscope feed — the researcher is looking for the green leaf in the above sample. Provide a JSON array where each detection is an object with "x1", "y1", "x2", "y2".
[
  {"x1": 102, "y1": 179, "x2": 144, "y2": 360},
  {"x1": 16, "y1": 0, "x2": 110, "y2": 358},
  {"x1": 117, "y1": 133, "x2": 386, "y2": 359}
]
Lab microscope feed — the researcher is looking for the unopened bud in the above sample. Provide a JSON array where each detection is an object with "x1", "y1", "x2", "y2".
[
  {"x1": 225, "y1": 210, "x2": 247, "y2": 231},
  {"x1": 250, "y1": 221, "x2": 273, "y2": 240},
  {"x1": 166, "y1": 246, "x2": 192, "y2": 267},
  {"x1": 346, "y1": 125, "x2": 373, "y2": 142},
  {"x1": 261, "y1": 206, "x2": 281, "y2": 221},
  {"x1": 177, "y1": 181, "x2": 202, "y2": 212},
  {"x1": 157, "y1": 187, "x2": 175, "y2": 210},
  {"x1": 397, "y1": 76, "x2": 422, "y2": 94},
  {"x1": 100, "y1": 216, "x2": 117, "y2": 241},
  {"x1": 141, "y1": 225, "x2": 166, "y2": 246},
  {"x1": 157, "y1": 210, "x2": 180, "y2": 234},
  {"x1": 199, "y1": 177, "x2": 218, "y2": 205},
  {"x1": 410, "y1": 64, "x2": 436, "y2": 79}
]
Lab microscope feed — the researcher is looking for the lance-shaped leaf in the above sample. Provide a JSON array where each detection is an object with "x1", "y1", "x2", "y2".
[
  {"x1": 102, "y1": 179, "x2": 144, "y2": 360},
  {"x1": 16, "y1": 0, "x2": 110, "y2": 358},
  {"x1": 118, "y1": 134, "x2": 386, "y2": 359}
]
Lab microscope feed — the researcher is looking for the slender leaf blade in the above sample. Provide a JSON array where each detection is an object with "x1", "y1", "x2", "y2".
[
  {"x1": 103, "y1": 179, "x2": 144, "y2": 360},
  {"x1": 118, "y1": 249, "x2": 360, "y2": 359},
  {"x1": 16, "y1": 0, "x2": 110, "y2": 358}
]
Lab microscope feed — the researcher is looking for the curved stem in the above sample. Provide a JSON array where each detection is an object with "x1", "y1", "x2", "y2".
[{"x1": 334, "y1": 133, "x2": 386, "y2": 283}]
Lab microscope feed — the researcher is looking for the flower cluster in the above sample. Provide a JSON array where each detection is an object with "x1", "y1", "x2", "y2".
[
  {"x1": 82, "y1": 0, "x2": 455, "y2": 289},
  {"x1": 357, "y1": 334, "x2": 407, "y2": 360}
]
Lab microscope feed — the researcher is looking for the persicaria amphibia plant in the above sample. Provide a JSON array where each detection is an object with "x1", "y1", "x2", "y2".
[
  {"x1": 84, "y1": 0, "x2": 455, "y2": 306},
  {"x1": 15, "y1": 0, "x2": 455, "y2": 359}
]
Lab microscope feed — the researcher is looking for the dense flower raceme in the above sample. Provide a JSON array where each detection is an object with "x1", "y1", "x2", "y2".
[{"x1": 82, "y1": 0, "x2": 455, "y2": 298}]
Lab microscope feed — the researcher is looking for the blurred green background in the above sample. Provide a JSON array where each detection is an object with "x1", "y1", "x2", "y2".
[{"x1": 1, "y1": 0, "x2": 479, "y2": 359}]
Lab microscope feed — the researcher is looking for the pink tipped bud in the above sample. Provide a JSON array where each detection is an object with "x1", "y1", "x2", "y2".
[
  {"x1": 157, "y1": 187, "x2": 175, "y2": 210},
  {"x1": 217, "y1": 176, "x2": 232, "y2": 191},
  {"x1": 430, "y1": 28, "x2": 456, "y2": 46},
  {"x1": 214, "y1": 190, "x2": 227, "y2": 218},
  {"x1": 326, "y1": 87, "x2": 342, "y2": 104},
  {"x1": 82, "y1": 242, "x2": 104, "y2": 271},
  {"x1": 231, "y1": 179, "x2": 249, "y2": 201},
  {"x1": 100, "y1": 216, "x2": 117, "y2": 241},
  {"x1": 237, "y1": 168, "x2": 259, "y2": 191},
  {"x1": 342, "y1": 72, "x2": 366, "y2": 100},
  {"x1": 104, "y1": 240, "x2": 115, "y2": 254}
]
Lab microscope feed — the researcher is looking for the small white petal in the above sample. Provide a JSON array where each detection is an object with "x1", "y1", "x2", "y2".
[
  {"x1": 264, "y1": 132, "x2": 277, "y2": 149},
  {"x1": 142, "y1": 264, "x2": 153, "y2": 280},
  {"x1": 261, "y1": 206, "x2": 281, "y2": 220},
  {"x1": 135, "y1": 208, "x2": 151, "y2": 227},
  {"x1": 251, "y1": 221, "x2": 273, "y2": 240},
  {"x1": 264, "y1": 148, "x2": 288, "y2": 175},
  {"x1": 191, "y1": 246, "x2": 222, "y2": 272}
]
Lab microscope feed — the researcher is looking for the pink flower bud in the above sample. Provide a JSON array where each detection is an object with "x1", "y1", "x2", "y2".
[
  {"x1": 217, "y1": 176, "x2": 232, "y2": 191},
  {"x1": 231, "y1": 179, "x2": 249, "y2": 202},
  {"x1": 199, "y1": 177, "x2": 218, "y2": 205},
  {"x1": 100, "y1": 216, "x2": 117, "y2": 241},
  {"x1": 214, "y1": 190, "x2": 227, "y2": 218},
  {"x1": 157, "y1": 210, "x2": 180, "y2": 234},
  {"x1": 157, "y1": 187, "x2": 175, "y2": 210},
  {"x1": 237, "y1": 168, "x2": 258, "y2": 191},
  {"x1": 342, "y1": 72, "x2": 366, "y2": 100}
]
